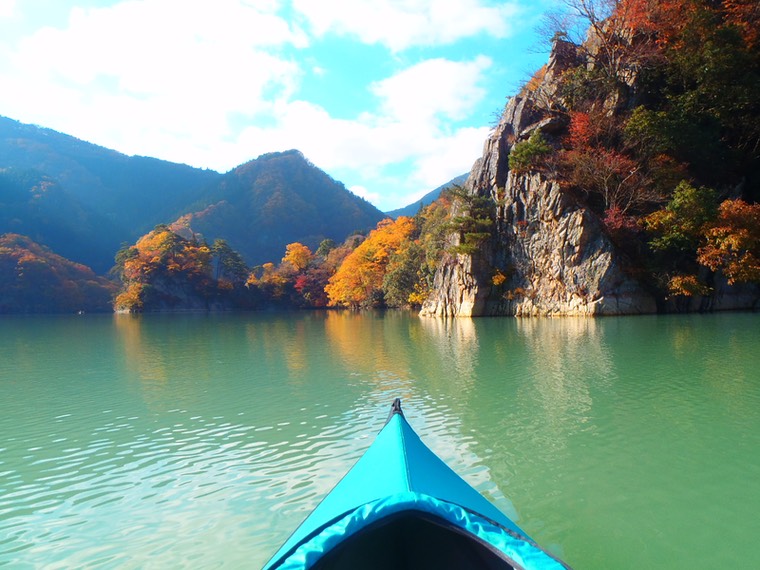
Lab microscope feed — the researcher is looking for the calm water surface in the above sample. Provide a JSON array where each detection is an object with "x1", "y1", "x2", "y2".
[{"x1": 1, "y1": 311, "x2": 759, "y2": 568}]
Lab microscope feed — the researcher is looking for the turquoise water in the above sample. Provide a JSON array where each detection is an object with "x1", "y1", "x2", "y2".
[{"x1": 1, "y1": 311, "x2": 759, "y2": 568}]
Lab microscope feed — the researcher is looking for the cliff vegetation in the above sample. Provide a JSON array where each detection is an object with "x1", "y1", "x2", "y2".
[{"x1": 420, "y1": 0, "x2": 760, "y2": 315}]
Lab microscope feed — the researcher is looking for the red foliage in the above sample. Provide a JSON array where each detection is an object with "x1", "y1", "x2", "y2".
[
  {"x1": 603, "y1": 205, "x2": 640, "y2": 233},
  {"x1": 567, "y1": 111, "x2": 592, "y2": 149},
  {"x1": 293, "y1": 274, "x2": 309, "y2": 294}
]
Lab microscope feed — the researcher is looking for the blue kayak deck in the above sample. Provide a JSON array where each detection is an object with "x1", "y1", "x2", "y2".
[{"x1": 264, "y1": 400, "x2": 571, "y2": 569}]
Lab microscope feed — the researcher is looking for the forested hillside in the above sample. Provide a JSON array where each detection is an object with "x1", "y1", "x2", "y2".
[
  {"x1": 0, "y1": 234, "x2": 115, "y2": 313},
  {"x1": 0, "y1": 116, "x2": 219, "y2": 272},
  {"x1": 1, "y1": 120, "x2": 389, "y2": 313},
  {"x1": 169, "y1": 150, "x2": 386, "y2": 267},
  {"x1": 8, "y1": 0, "x2": 759, "y2": 314},
  {"x1": 0, "y1": 168, "x2": 119, "y2": 272},
  {"x1": 385, "y1": 174, "x2": 467, "y2": 219},
  {"x1": 420, "y1": 0, "x2": 760, "y2": 315}
]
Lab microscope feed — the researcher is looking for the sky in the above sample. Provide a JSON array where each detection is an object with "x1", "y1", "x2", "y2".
[{"x1": 0, "y1": 0, "x2": 554, "y2": 211}]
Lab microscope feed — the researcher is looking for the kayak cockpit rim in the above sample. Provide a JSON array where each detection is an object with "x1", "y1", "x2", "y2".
[
  {"x1": 266, "y1": 493, "x2": 569, "y2": 569},
  {"x1": 309, "y1": 507, "x2": 524, "y2": 570}
]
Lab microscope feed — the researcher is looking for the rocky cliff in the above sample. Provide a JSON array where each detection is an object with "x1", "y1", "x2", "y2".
[{"x1": 420, "y1": 37, "x2": 757, "y2": 317}]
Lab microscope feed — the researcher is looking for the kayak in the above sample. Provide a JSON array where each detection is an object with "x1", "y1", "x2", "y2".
[{"x1": 263, "y1": 399, "x2": 571, "y2": 569}]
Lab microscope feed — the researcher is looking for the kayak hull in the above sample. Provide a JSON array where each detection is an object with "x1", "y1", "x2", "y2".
[{"x1": 264, "y1": 400, "x2": 570, "y2": 569}]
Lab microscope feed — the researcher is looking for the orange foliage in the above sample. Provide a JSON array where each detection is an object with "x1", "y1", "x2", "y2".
[
  {"x1": 0, "y1": 233, "x2": 115, "y2": 313},
  {"x1": 564, "y1": 147, "x2": 647, "y2": 214},
  {"x1": 325, "y1": 217, "x2": 416, "y2": 307},
  {"x1": 281, "y1": 242, "x2": 313, "y2": 272},
  {"x1": 526, "y1": 66, "x2": 547, "y2": 93},
  {"x1": 114, "y1": 227, "x2": 215, "y2": 311},
  {"x1": 698, "y1": 199, "x2": 760, "y2": 284},
  {"x1": 122, "y1": 228, "x2": 211, "y2": 283},
  {"x1": 666, "y1": 274, "x2": 712, "y2": 298},
  {"x1": 651, "y1": 1, "x2": 702, "y2": 48},
  {"x1": 114, "y1": 283, "x2": 145, "y2": 311},
  {"x1": 615, "y1": 0, "x2": 656, "y2": 33}
]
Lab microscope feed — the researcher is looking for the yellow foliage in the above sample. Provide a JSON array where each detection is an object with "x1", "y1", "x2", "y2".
[
  {"x1": 526, "y1": 65, "x2": 547, "y2": 93},
  {"x1": 492, "y1": 269, "x2": 507, "y2": 286},
  {"x1": 114, "y1": 283, "x2": 144, "y2": 311},
  {"x1": 282, "y1": 242, "x2": 313, "y2": 272},
  {"x1": 407, "y1": 282, "x2": 429, "y2": 306},
  {"x1": 698, "y1": 199, "x2": 760, "y2": 284},
  {"x1": 326, "y1": 217, "x2": 416, "y2": 307},
  {"x1": 666, "y1": 274, "x2": 712, "y2": 298}
]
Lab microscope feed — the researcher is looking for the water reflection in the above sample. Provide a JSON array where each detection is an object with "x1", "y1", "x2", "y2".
[
  {"x1": 515, "y1": 318, "x2": 607, "y2": 438},
  {"x1": 417, "y1": 316, "x2": 479, "y2": 395}
]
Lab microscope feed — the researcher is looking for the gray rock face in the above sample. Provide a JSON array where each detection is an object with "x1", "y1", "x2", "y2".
[
  {"x1": 420, "y1": 39, "x2": 658, "y2": 317},
  {"x1": 420, "y1": 169, "x2": 658, "y2": 316}
]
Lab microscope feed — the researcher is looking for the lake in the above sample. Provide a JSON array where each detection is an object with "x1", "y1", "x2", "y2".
[{"x1": 1, "y1": 311, "x2": 759, "y2": 568}]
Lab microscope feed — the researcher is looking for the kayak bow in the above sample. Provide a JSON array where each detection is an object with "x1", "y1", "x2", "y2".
[{"x1": 263, "y1": 399, "x2": 570, "y2": 569}]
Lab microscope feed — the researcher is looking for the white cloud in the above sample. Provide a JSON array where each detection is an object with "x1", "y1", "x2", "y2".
[
  {"x1": 412, "y1": 126, "x2": 485, "y2": 187},
  {"x1": 1, "y1": 0, "x2": 304, "y2": 162},
  {"x1": 292, "y1": 0, "x2": 521, "y2": 51},
  {"x1": 0, "y1": 0, "x2": 14, "y2": 19},
  {"x1": 349, "y1": 185, "x2": 382, "y2": 205},
  {"x1": 0, "y1": 1, "x2": 506, "y2": 210},
  {"x1": 232, "y1": 56, "x2": 492, "y2": 209},
  {"x1": 371, "y1": 56, "x2": 492, "y2": 123}
]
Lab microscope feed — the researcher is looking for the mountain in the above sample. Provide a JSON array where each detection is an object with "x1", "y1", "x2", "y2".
[
  {"x1": 0, "y1": 233, "x2": 116, "y2": 313},
  {"x1": 385, "y1": 174, "x2": 468, "y2": 219},
  {"x1": 0, "y1": 117, "x2": 386, "y2": 274},
  {"x1": 0, "y1": 116, "x2": 220, "y2": 272},
  {"x1": 170, "y1": 150, "x2": 386, "y2": 266},
  {"x1": 0, "y1": 168, "x2": 121, "y2": 273}
]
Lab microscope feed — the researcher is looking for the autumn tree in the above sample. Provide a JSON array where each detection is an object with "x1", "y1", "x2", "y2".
[
  {"x1": 382, "y1": 241, "x2": 427, "y2": 307},
  {"x1": 639, "y1": 181, "x2": 718, "y2": 298},
  {"x1": 296, "y1": 241, "x2": 355, "y2": 307},
  {"x1": 281, "y1": 242, "x2": 313, "y2": 273},
  {"x1": 644, "y1": 181, "x2": 717, "y2": 252},
  {"x1": 564, "y1": 145, "x2": 657, "y2": 217},
  {"x1": 325, "y1": 217, "x2": 416, "y2": 308},
  {"x1": 245, "y1": 262, "x2": 289, "y2": 300},
  {"x1": 211, "y1": 239, "x2": 248, "y2": 285},
  {"x1": 543, "y1": 0, "x2": 662, "y2": 99},
  {"x1": 698, "y1": 199, "x2": 760, "y2": 285}
]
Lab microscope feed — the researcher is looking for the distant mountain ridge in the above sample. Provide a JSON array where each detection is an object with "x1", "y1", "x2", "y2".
[
  {"x1": 0, "y1": 116, "x2": 386, "y2": 273},
  {"x1": 385, "y1": 174, "x2": 468, "y2": 218},
  {"x1": 0, "y1": 116, "x2": 219, "y2": 271}
]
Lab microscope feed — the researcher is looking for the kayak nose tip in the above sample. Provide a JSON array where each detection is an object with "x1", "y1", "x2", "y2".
[{"x1": 385, "y1": 398, "x2": 404, "y2": 424}]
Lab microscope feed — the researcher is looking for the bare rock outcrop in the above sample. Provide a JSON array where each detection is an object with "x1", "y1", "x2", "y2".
[
  {"x1": 421, "y1": 39, "x2": 657, "y2": 317},
  {"x1": 420, "y1": 167, "x2": 657, "y2": 316}
]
